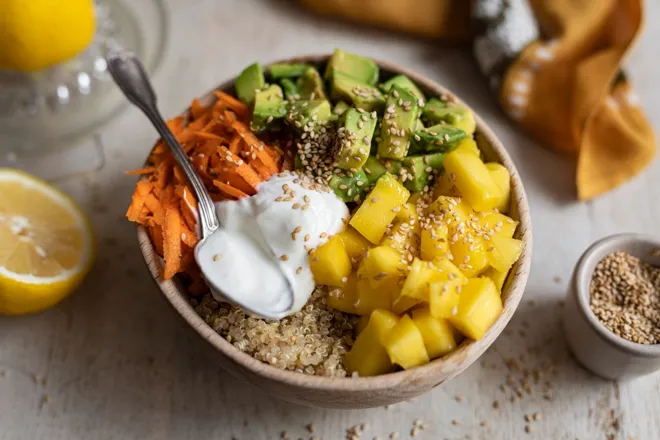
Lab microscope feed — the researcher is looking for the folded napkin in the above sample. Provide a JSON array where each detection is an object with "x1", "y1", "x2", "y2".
[{"x1": 298, "y1": 0, "x2": 655, "y2": 200}]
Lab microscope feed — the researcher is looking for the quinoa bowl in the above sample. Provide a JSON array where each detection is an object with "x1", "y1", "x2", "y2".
[{"x1": 135, "y1": 55, "x2": 532, "y2": 408}]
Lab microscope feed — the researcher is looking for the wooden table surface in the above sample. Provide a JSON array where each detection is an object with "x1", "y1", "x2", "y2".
[{"x1": 2, "y1": 1, "x2": 660, "y2": 439}]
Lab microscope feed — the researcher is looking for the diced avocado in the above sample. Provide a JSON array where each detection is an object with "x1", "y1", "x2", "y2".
[
  {"x1": 331, "y1": 71, "x2": 386, "y2": 112},
  {"x1": 280, "y1": 78, "x2": 300, "y2": 99},
  {"x1": 423, "y1": 99, "x2": 476, "y2": 135},
  {"x1": 324, "y1": 49, "x2": 379, "y2": 85},
  {"x1": 328, "y1": 169, "x2": 369, "y2": 202},
  {"x1": 269, "y1": 63, "x2": 314, "y2": 80},
  {"x1": 401, "y1": 152, "x2": 448, "y2": 192},
  {"x1": 298, "y1": 67, "x2": 327, "y2": 100},
  {"x1": 251, "y1": 84, "x2": 286, "y2": 132},
  {"x1": 285, "y1": 100, "x2": 333, "y2": 131},
  {"x1": 363, "y1": 156, "x2": 402, "y2": 185},
  {"x1": 415, "y1": 119, "x2": 425, "y2": 131},
  {"x1": 335, "y1": 108, "x2": 378, "y2": 170},
  {"x1": 377, "y1": 85, "x2": 421, "y2": 160},
  {"x1": 381, "y1": 75, "x2": 425, "y2": 103},
  {"x1": 410, "y1": 124, "x2": 466, "y2": 153},
  {"x1": 294, "y1": 153, "x2": 304, "y2": 170},
  {"x1": 235, "y1": 63, "x2": 265, "y2": 105},
  {"x1": 333, "y1": 101, "x2": 350, "y2": 116}
]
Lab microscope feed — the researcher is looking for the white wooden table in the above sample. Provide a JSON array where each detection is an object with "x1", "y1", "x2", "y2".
[{"x1": 2, "y1": 1, "x2": 660, "y2": 438}]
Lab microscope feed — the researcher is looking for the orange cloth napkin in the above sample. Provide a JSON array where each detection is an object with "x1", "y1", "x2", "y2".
[{"x1": 298, "y1": 0, "x2": 655, "y2": 200}]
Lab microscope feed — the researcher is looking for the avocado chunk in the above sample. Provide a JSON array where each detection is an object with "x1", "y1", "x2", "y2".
[
  {"x1": 401, "y1": 153, "x2": 448, "y2": 192},
  {"x1": 331, "y1": 71, "x2": 385, "y2": 112},
  {"x1": 333, "y1": 101, "x2": 350, "y2": 116},
  {"x1": 415, "y1": 119, "x2": 425, "y2": 131},
  {"x1": 410, "y1": 124, "x2": 466, "y2": 153},
  {"x1": 269, "y1": 63, "x2": 314, "y2": 80},
  {"x1": 235, "y1": 63, "x2": 265, "y2": 105},
  {"x1": 324, "y1": 49, "x2": 379, "y2": 86},
  {"x1": 298, "y1": 67, "x2": 327, "y2": 100},
  {"x1": 335, "y1": 108, "x2": 378, "y2": 170},
  {"x1": 377, "y1": 85, "x2": 421, "y2": 159},
  {"x1": 381, "y1": 74, "x2": 425, "y2": 103},
  {"x1": 280, "y1": 78, "x2": 300, "y2": 99},
  {"x1": 251, "y1": 84, "x2": 286, "y2": 132},
  {"x1": 328, "y1": 169, "x2": 369, "y2": 203},
  {"x1": 363, "y1": 156, "x2": 402, "y2": 185},
  {"x1": 285, "y1": 99, "x2": 333, "y2": 131},
  {"x1": 423, "y1": 98, "x2": 476, "y2": 135}
]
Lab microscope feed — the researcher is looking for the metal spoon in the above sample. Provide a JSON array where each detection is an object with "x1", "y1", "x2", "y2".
[{"x1": 106, "y1": 48, "x2": 294, "y2": 319}]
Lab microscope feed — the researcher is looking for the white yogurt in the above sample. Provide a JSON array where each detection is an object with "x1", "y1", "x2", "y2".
[{"x1": 195, "y1": 172, "x2": 349, "y2": 319}]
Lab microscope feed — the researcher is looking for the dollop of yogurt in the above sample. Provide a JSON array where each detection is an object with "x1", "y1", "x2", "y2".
[{"x1": 195, "y1": 172, "x2": 349, "y2": 319}]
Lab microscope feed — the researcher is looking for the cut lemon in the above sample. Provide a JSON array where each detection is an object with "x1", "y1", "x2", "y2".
[{"x1": 0, "y1": 169, "x2": 95, "y2": 315}]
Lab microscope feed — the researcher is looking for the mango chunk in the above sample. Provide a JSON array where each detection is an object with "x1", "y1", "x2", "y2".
[
  {"x1": 449, "y1": 277, "x2": 502, "y2": 340},
  {"x1": 337, "y1": 227, "x2": 372, "y2": 261},
  {"x1": 356, "y1": 278, "x2": 393, "y2": 315},
  {"x1": 310, "y1": 235, "x2": 352, "y2": 287},
  {"x1": 411, "y1": 308, "x2": 457, "y2": 359},
  {"x1": 380, "y1": 218, "x2": 420, "y2": 257},
  {"x1": 326, "y1": 274, "x2": 359, "y2": 314},
  {"x1": 350, "y1": 173, "x2": 410, "y2": 244},
  {"x1": 428, "y1": 258, "x2": 468, "y2": 318},
  {"x1": 483, "y1": 266, "x2": 508, "y2": 293},
  {"x1": 392, "y1": 258, "x2": 435, "y2": 314},
  {"x1": 383, "y1": 315, "x2": 429, "y2": 369},
  {"x1": 451, "y1": 237, "x2": 489, "y2": 277},
  {"x1": 455, "y1": 138, "x2": 480, "y2": 157},
  {"x1": 485, "y1": 162, "x2": 511, "y2": 214},
  {"x1": 443, "y1": 149, "x2": 502, "y2": 212},
  {"x1": 433, "y1": 172, "x2": 461, "y2": 199},
  {"x1": 358, "y1": 246, "x2": 406, "y2": 288},
  {"x1": 478, "y1": 212, "x2": 518, "y2": 238},
  {"x1": 420, "y1": 224, "x2": 449, "y2": 261},
  {"x1": 356, "y1": 315, "x2": 370, "y2": 335},
  {"x1": 345, "y1": 309, "x2": 400, "y2": 376},
  {"x1": 487, "y1": 236, "x2": 524, "y2": 273},
  {"x1": 428, "y1": 196, "x2": 472, "y2": 230}
]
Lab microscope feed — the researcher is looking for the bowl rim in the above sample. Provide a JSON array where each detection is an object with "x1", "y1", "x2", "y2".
[
  {"x1": 136, "y1": 54, "x2": 533, "y2": 391},
  {"x1": 573, "y1": 233, "x2": 660, "y2": 357}
]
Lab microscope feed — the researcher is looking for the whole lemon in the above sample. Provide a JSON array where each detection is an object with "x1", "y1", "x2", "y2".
[{"x1": 0, "y1": 0, "x2": 96, "y2": 72}]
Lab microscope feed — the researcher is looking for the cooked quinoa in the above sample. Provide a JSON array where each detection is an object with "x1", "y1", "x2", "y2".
[{"x1": 192, "y1": 287, "x2": 359, "y2": 377}]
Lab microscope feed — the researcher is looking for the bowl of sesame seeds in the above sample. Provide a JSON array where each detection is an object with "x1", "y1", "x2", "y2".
[
  {"x1": 135, "y1": 53, "x2": 533, "y2": 408},
  {"x1": 564, "y1": 233, "x2": 660, "y2": 381}
]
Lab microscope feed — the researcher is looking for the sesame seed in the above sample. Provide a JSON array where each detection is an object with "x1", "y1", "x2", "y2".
[
  {"x1": 213, "y1": 254, "x2": 221, "y2": 261},
  {"x1": 280, "y1": 255, "x2": 289, "y2": 261}
]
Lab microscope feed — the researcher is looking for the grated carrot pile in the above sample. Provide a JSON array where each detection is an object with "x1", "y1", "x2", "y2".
[{"x1": 125, "y1": 91, "x2": 287, "y2": 283}]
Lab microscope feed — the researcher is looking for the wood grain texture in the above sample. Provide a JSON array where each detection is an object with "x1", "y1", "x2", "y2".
[{"x1": 1, "y1": 0, "x2": 660, "y2": 438}]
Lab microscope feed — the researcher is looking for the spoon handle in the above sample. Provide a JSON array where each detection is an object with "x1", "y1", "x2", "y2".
[{"x1": 106, "y1": 48, "x2": 219, "y2": 239}]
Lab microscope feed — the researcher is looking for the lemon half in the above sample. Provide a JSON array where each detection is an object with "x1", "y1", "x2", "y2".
[{"x1": 0, "y1": 169, "x2": 95, "y2": 315}]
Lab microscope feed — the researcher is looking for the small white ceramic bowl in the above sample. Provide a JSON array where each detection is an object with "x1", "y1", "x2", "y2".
[{"x1": 564, "y1": 233, "x2": 660, "y2": 381}]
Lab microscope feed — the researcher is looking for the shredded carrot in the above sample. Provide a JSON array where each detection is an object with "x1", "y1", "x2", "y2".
[{"x1": 126, "y1": 87, "x2": 286, "y2": 280}]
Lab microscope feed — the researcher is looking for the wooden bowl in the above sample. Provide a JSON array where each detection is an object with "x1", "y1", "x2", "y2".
[{"x1": 137, "y1": 55, "x2": 533, "y2": 409}]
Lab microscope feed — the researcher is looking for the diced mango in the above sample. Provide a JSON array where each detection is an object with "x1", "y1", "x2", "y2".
[
  {"x1": 383, "y1": 315, "x2": 429, "y2": 369},
  {"x1": 443, "y1": 149, "x2": 502, "y2": 212},
  {"x1": 483, "y1": 266, "x2": 508, "y2": 293},
  {"x1": 485, "y1": 162, "x2": 511, "y2": 213},
  {"x1": 345, "y1": 309, "x2": 400, "y2": 377},
  {"x1": 428, "y1": 196, "x2": 472, "y2": 230},
  {"x1": 449, "y1": 277, "x2": 503, "y2": 340},
  {"x1": 478, "y1": 212, "x2": 518, "y2": 238},
  {"x1": 455, "y1": 138, "x2": 480, "y2": 157},
  {"x1": 420, "y1": 224, "x2": 449, "y2": 261},
  {"x1": 380, "y1": 219, "x2": 420, "y2": 257},
  {"x1": 310, "y1": 235, "x2": 352, "y2": 287},
  {"x1": 393, "y1": 258, "x2": 436, "y2": 313},
  {"x1": 356, "y1": 315, "x2": 370, "y2": 335},
  {"x1": 356, "y1": 278, "x2": 393, "y2": 315},
  {"x1": 411, "y1": 308, "x2": 457, "y2": 359},
  {"x1": 337, "y1": 227, "x2": 372, "y2": 261},
  {"x1": 433, "y1": 172, "x2": 461, "y2": 199},
  {"x1": 326, "y1": 274, "x2": 359, "y2": 314},
  {"x1": 350, "y1": 173, "x2": 410, "y2": 244},
  {"x1": 358, "y1": 246, "x2": 406, "y2": 288},
  {"x1": 451, "y1": 237, "x2": 490, "y2": 277},
  {"x1": 487, "y1": 236, "x2": 523, "y2": 273},
  {"x1": 395, "y1": 202, "x2": 418, "y2": 224},
  {"x1": 428, "y1": 258, "x2": 467, "y2": 318}
]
